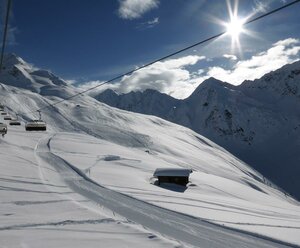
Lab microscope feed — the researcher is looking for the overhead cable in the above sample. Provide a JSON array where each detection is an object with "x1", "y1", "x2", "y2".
[
  {"x1": 22, "y1": 0, "x2": 300, "y2": 114},
  {"x1": 0, "y1": 0, "x2": 12, "y2": 74}
]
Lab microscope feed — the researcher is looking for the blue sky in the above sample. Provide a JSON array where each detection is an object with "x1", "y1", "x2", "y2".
[{"x1": 1, "y1": 0, "x2": 300, "y2": 98}]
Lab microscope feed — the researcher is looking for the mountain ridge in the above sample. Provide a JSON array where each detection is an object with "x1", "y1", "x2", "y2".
[
  {"x1": 0, "y1": 53, "x2": 77, "y2": 98},
  {"x1": 95, "y1": 60, "x2": 300, "y2": 199}
]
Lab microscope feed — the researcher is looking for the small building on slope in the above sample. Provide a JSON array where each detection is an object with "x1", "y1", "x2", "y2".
[{"x1": 153, "y1": 168, "x2": 193, "y2": 186}]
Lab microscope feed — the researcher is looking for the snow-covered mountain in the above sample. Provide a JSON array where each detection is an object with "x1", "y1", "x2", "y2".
[
  {"x1": 1, "y1": 54, "x2": 300, "y2": 247},
  {"x1": 95, "y1": 61, "x2": 300, "y2": 200},
  {"x1": 0, "y1": 53, "x2": 78, "y2": 98}
]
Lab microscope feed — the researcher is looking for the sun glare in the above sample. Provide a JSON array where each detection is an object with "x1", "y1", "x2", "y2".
[
  {"x1": 207, "y1": 0, "x2": 260, "y2": 55},
  {"x1": 226, "y1": 16, "x2": 244, "y2": 40},
  {"x1": 208, "y1": 0, "x2": 257, "y2": 54}
]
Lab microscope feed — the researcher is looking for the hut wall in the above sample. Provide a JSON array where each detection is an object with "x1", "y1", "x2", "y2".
[{"x1": 158, "y1": 176, "x2": 189, "y2": 186}]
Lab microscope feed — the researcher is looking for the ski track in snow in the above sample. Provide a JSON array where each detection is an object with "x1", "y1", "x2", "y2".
[
  {"x1": 0, "y1": 128, "x2": 177, "y2": 248},
  {"x1": 0, "y1": 218, "x2": 116, "y2": 231},
  {"x1": 34, "y1": 133, "x2": 298, "y2": 248}
]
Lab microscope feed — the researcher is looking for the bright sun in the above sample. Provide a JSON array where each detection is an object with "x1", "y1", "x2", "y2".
[
  {"x1": 209, "y1": 0, "x2": 254, "y2": 53},
  {"x1": 225, "y1": 15, "x2": 244, "y2": 40}
]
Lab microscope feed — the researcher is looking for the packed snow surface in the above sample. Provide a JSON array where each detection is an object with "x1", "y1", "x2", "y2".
[{"x1": 0, "y1": 127, "x2": 176, "y2": 248}]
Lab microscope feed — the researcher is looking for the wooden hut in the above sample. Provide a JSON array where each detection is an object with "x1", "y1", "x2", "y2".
[{"x1": 153, "y1": 168, "x2": 193, "y2": 186}]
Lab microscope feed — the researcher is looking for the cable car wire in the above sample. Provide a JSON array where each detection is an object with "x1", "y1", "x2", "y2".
[
  {"x1": 0, "y1": 0, "x2": 12, "y2": 75},
  {"x1": 19, "y1": 0, "x2": 300, "y2": 115}
]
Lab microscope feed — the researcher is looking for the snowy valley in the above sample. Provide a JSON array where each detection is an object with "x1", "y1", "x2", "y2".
[{"x1": 1, "y1": 54, "x2": 300, "y2": 247}]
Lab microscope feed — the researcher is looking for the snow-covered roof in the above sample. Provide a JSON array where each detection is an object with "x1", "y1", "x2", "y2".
[
  {"x1": 153, "y1": 168, "x2": 192, "y2": 177},
  {"x1": 29, "y1": 120, "x2": 46, "y2": 123}
]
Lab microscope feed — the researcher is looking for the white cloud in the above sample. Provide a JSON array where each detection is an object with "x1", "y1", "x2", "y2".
[
  {"x1": 115, "y1": 38, "x2": 300, "y2": 94},
  {"x1": 137, "y1": 17, "x2": 159, "y2": 29},
  {"x1": 162, "y1": 55, "x2": 204, "y2": 68},
  {"x1": 147, "y1": 17, "x2": 159, "y2": 25},
  {"x1": 274, "y1": 38, "x2": 299, "y2": 47},
  {"x1": 207, "y1": 38, "x2": 300, "y2": 85},
  {"x1": 118, "y1": 0, "x2": 159, "y2": 20},
  {"x1": 223, "y1": 54, "x2": 237, "y2": 60},
  {"x1": 77, "y1": 38, "x2": 300, "y2": 99},
  {"x1": 65, "y1": 79, "x2": 77, "y2": 85},
  {"x1": 116, "y1": 55, "x2": 205, "y2": 98},
  {"x1": 75, "y1": 80, "x2": 114, "y2": 96},
  {"x1": 252, "y1": 0, "x2": 270, "y2": 13},
  {"x1": 77, "y1": 55, "x2": 205, "y2": 99},
  {"x1": 246, "y1": 0, "x2": 273, "y2": 22}
]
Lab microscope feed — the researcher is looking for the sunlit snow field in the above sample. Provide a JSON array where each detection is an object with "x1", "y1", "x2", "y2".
[
  {"x1": 1, "y1": 79, "x2": 300, "y2": 247},
  {"x1": 0, "y1": 126, "x2": 178, "y2": 248},
  {"x1": 49, "y1": 129, "x2": 300, "y2": 245}
]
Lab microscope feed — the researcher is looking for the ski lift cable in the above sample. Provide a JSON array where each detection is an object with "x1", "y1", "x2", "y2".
[
  {"x1": 0, "y1": 0, "x2": 12, "y2": 75},
  {"x1": 21, "y1": 0, "x2": 300, "y2": 115}
]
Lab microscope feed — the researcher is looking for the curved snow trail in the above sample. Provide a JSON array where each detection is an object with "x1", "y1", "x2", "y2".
[{"x1": 35, "y1": 134, "x2": 297, "y2": 248}]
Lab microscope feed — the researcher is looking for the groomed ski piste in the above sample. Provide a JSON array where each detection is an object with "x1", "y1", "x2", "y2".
[{"x1": 1, "y1": 81, "x2": 300, "y2": 248}]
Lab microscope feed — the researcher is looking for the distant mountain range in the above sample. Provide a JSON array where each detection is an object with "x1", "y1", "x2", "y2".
[{"x1": 95, "y1": 61, "x2": 300, "y2": 199}]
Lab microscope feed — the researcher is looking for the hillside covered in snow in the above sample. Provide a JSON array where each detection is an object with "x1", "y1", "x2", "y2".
[
  {"x1": 1, "y1": 54, "x2": 300, "y2": 247},
  {"x1": 95, "y1": 61, "x2": 300, "y2": 199}
]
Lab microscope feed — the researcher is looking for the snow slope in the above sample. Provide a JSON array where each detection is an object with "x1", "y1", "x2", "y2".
[
  {"x1": 95, "y1": 61, "x2": 300, "y2": 199},
  {"x1": 0, "y1": 126, "x2": 176, "y2": 248},
  {"x1": 1, "y1": 54, "x2": 300, "y2": 247},
  {"x1": 35, "y1": 133, "x2": 298, "y2": 248}
]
